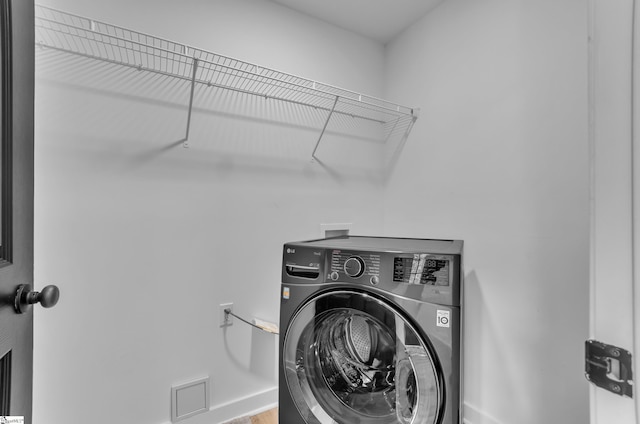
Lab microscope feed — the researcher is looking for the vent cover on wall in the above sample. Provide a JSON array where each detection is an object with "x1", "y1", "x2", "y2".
[{"x1": 171, "y1": 376, "x2": 210, "y2": 422}]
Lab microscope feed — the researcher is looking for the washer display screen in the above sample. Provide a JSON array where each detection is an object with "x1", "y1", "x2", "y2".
[{"x1": 392, "y1": 255, "x2": 450, "y2": 286}]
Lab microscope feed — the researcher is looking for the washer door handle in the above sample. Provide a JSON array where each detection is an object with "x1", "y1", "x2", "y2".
[{"x1": 285, "y1": 264, "x2": 320, "y2": 279}]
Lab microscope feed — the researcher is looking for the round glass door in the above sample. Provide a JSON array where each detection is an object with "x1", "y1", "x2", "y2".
[{"x1": 283, "y1": 290, "x2": 443, "y2": 424}]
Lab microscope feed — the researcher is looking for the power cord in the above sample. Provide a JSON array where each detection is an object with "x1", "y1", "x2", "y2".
[{"x1": 224, "y1": 308, "x2": 279, "y2": 335}]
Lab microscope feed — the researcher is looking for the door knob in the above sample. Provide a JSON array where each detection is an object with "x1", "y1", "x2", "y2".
[{"x1": 13, "y1": 284, "x2": 60, "y2": 314}]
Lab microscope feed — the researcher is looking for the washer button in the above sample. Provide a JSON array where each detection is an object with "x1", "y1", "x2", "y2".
[
  {"x1": 330, "y1": 271, "x2": 339, "y2": 281},
  {"x1": 370, "y1": 275, "x2": 379, "y2": 285}
]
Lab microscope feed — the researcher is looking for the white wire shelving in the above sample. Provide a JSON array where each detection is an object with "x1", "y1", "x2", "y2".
[{"x1": 34, "y1": 4, "x2": 418, "y2": 156}]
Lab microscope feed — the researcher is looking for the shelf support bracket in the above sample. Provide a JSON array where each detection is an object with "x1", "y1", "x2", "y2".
[
  {"x1": 183, "y1": 57, "x2": 199, "y2": 148},
  {"x1": 312, "y1": 96, "x2": 339, "y2": 160},
  {"x1": 383, "y1": 116, "x2": 402, "y2": 144}
]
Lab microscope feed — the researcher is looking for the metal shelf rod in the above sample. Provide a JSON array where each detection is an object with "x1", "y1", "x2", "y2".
[
  {"x1": 35, "y1": 17, "x2": 414, "y2": 116},
  {"x1": 183, "y1": 58, "x2": 198, "y2": 148},
  {"x1": 35, "y1": 11, "x2": 407, "y2": 112},
  {"x1": 35, "y1": 4, "x2": 419, "y2": 157},
  {"x1": 36, "y1": 42, "x2": 390, "y2": 124},
  {"x1": 312, "y1": 96, "x2": 339, "y2": 160}
]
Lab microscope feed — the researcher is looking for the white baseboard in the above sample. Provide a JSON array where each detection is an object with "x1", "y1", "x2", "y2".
[
  {"x1": 463, "y1": 402, "x2": 504, "y2": 424},
  {"x1": 162, "y1": 386, "x2": 278, "y2": 424},
  {"x1": 161, "y1": 390, "x2": 500, "y2": 424}
]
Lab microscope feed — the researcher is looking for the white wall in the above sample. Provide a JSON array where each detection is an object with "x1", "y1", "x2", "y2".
[
  {"x1": 383, "y1": 1, "x2": 590, "y2": 423},
  {"x1": 589, "y1": 0, "x2": 638, "y2": 422},
  {"x1": 33, "y1": 1, "x2": 592, "y2": 424},
  {"x1": 33, "y1": 1, "x2": 386, "y2": 424}
]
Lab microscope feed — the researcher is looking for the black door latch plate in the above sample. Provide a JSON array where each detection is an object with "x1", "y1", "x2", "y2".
[{"x1": 585, "y1": 340, "x2": 633, "y2": 398}]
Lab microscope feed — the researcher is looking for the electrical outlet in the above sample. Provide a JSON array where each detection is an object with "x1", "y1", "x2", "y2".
[{"x1": 219, "y1": 303, "x2": 233, "y2": 327}]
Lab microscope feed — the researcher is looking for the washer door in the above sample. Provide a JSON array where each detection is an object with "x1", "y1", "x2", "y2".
[{"x1": 283, "y1": 290, "x2": 442, "y2": 424}]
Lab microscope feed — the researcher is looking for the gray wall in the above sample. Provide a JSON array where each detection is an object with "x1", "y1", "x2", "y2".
[
  {"x1": 383, "y1": 0, "x2": 589, "y2": 423},
  {"x1": 34, "y1": 1, "x2": 386, "y2": 423},
  {"x1": 33, "y1": 0, "x2": 590, "y2": 423}
]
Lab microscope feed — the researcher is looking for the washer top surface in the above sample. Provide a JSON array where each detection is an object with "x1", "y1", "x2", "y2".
[{"x1": 295, "y1": 235, "x2": 463, "y2": 255}]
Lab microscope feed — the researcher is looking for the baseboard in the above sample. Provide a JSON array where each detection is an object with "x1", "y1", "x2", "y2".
[
  {"x1": 162, "y1": 386, "x2": 278, "y2": 424},
  {"x1": 463, "y1": 402, "x2": 503, "y2": 424},
  {"x1": 160, "y1": 389, "x2": 497, "y2": 424}
]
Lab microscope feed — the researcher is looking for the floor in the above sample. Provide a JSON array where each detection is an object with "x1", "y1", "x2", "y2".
[
  {"x1": 250, "y1": 408, "x2": 278, "y2": 424},
  {"x1": 225, "y1": 407, "x2": 277, "y2": 424}
]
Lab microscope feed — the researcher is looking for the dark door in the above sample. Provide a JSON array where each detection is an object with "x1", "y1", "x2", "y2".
[{"x1": 0, "y1": 0, "x2": 34, "y2": 422}]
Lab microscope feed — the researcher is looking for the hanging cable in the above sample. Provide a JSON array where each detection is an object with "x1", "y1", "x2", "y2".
[{"x1": 224, "y1": 308, "x2": 279, "y2": 335}]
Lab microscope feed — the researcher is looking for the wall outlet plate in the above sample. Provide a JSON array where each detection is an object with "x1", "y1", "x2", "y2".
[{"x1": 219, "y1": 303, "x2": 233, "y2": 327}]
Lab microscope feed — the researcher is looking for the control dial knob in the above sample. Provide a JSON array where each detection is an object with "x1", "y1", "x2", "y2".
[{"x1": 344, "y1": 256, "x2": 365, "y2": 278}]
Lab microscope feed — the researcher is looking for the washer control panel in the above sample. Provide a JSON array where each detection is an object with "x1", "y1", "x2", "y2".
[
  {"x1": 283, "y1": 237, "x2": 463, "y2": 306},
  {"x1": 329, "y1": 249, "x2": 452, "y2": 287},
  {"x1": 284, "y1": 237, "x2": 462, "y2": 306},
  {"x1": 329, "y1": 250, "x2": 381, "y2": 285}
]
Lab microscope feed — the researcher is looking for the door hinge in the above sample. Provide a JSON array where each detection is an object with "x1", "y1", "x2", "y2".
[{"x1": 585, "y1": 340, "x2": 633, "y2": 397}]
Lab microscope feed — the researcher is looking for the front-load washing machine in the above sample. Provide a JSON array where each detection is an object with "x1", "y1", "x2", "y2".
[{"x1": 279, "y1": 236, "x2": 463, "y2": 424}]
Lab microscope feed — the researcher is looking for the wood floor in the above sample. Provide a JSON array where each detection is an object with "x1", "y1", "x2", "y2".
[{"x1": 250, "y1": 408, "x2": 277, "y2": 424}]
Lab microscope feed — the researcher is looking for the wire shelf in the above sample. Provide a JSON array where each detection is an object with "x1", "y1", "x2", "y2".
[{"x1": 35, "y1": 4, "x2": 418, "y2": 155}]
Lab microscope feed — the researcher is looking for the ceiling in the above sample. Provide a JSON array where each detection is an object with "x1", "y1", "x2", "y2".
[{"x1": 267, "y1": 0, "x2": 446, "y2": 44}]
